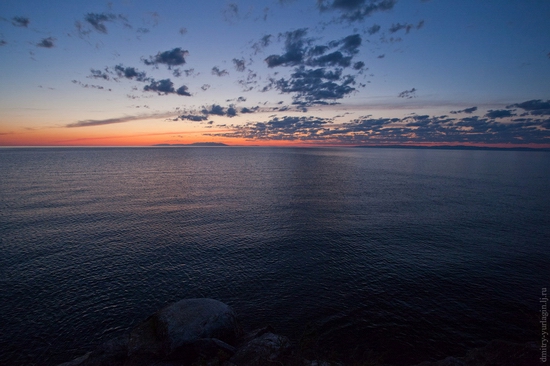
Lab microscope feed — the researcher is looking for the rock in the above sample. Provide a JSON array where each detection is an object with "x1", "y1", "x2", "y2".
[
  {"x1": 127, "y1": 298, "x2": 240, "y2": 359},
  {"x1": 229, "y1": 331, "x2": 291, "y2": 366}
]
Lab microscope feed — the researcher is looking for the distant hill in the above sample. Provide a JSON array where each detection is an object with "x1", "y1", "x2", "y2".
[{"x1": 153, "y1": 142, "x2": 228, "y2": 147}]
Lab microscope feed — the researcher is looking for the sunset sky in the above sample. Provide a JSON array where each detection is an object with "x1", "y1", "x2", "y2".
[{"x1": 1, "y1": 0, "x2": 549, "y2": 147}]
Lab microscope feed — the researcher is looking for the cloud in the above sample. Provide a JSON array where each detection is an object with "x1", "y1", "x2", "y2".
[
  {"x1": 84, "y1": 13, "x2": 119, "y2": 34},
  {"x1": 12, "y1": 16, "x2": 30, "y2": 27},
  {"x1": 317, "y1": 0, "x2": 397, "y2": 22},
  {"x1": 0, "y1": 40, "x2": 7, "y2": 46},
  {"x1": 179, "y1": 114, "x2": 208, "y2": 122},
  {"x1": 272, "y1": 66, "x2": 356, "y2": 104},
  {"x1": 223, "y1": 3, "x2": 239, "y2": 23},
  {"x1": 207, "y1": 109, "x2": 550, "y2": 145},
  {"x1": 389, "y1": 20, "x2": 424, "y2": 34},
  {"x1": 485, "y1": 109, "x2": 516, "y2": 119},
  {"x1": 113, "y1": 64, "x2": 148, "y2": 81},
  {"x1": 263, "y1": 30, "x2": 364, "y2": 104},
  {"x1": 143, "y1": 48, "x2": 189, "y2": 68},
  {"x1": 36, "y1": 37, "x2": 55, "y2": 48},
  {"x1": 265, "y1": 28, "x2": 309, "y2": 68},
  {"x1": 211, "y1": 66, "x2": 229, "y2": 77},
  {"x1": 367, "y1": 24, "x2": 381, "y2": 35},
  {"x1": 71, "y1": 80, "x2": 111, "y2": 91},
  {"x1": 507, "y1": 99, "x2": 550, "y2": 116},
  {"x1": 89, "y1": 68, "x2": 111, "y2": 80},
  {"x1": 233, "y1": 58, "x2": 246, "y2": 72},
  {"x1": 450, "y1": 106, "x2": 477, "y2": 114},
  {"x1": 209, "y1": 115, "x2": 331, "y2": 140},
  {"x1": 252, "y1": 34, "x2": 272, "y2": 54},
  {"x1": 179, "y1": 27, "x2": 187, "y2": 35},
  {"x1": 143, "y1": 79, "x2": 191, "y2": 96},
  {"x1": 67, "y1": 114, "x2": 156, "y2": 128},
  {"x1": 398, "y1": 88, "x2": 416, "y2": 98}
]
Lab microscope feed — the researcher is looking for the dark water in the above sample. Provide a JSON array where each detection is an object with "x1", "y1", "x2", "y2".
[{"x1": 0, "y1": 147, "x2": 548, "y2": 365}]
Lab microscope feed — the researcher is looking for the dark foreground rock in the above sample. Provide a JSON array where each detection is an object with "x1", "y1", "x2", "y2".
[
  {"x1": 57, "y1": 298, "x2": 292, "y2": 366},
  {"x1": 58, "y1": 299, "x2": 538, "y2": 366}
]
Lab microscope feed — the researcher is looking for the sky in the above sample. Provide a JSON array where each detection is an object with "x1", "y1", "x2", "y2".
[{"x1": 1, "y1": 0, "x2": 549, "y2": 147}]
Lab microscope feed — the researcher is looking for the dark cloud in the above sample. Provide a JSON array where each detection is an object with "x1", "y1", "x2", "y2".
[
  {"x1": 367, "y1": 24, "x2": 381, "y2": 35},
  {"x1": 179, "y1": 27, "x2": 187, "y2": 35},
  {"x1": 241, "y1": 106, "x2": 259, "y2": 113},
  {"x1": 450, "y1": 106, "x2": 477, "y2": 114},
  {"x1": 211, "y1": 66, "x2": 229, "y2": 77},
  {"x1": 114, "y1": 64, "x2": 148, "y2": 81},
  {"x1": 252, "y1": 34, "x2": 272, "y2": 54},
  {"x1": 263, "y1": 30, "x2": 364, "y2": 104},
  {"x1": 389, "y1": 21, "x2": 424, "y2": 34},
  {"x1": 12, "y1": 16, "x2": 30, "y2": 27},
  {"x1": 233, "y1": 58, "x2": 246, "y2": 72},
  {"x1": 507, "y1": 99, "x2": 550, "y2": 116},
  {"x1": 36, "y1": 37, "x2": 55, "y2": 48},
  {"x1": 176, "y1": 85, "x2": 191, "y2": 96},
  {"x1": 272, "y1": 66, "x2": 356, "y2": 104},
  {"x1": 377, "y1": 54, "x2": 385, "y2": 58},
  {"x1": 317, "y1": 0, "x2": 397, "y2": 22},
  {"x1": 485, "y1": 109, "x2": 516, "y2": 119},
  {"x1": 84, "y1": 13, "x2": 119, "y2": 34},
  {"x1": 338, "y1": 34, "x2": 362, "y2": 54},
  {"x1": 71, "y1": 80, "x2": 111, "y2": 91},
  {"x1": 0, "y1": 40, "x2": 7, "y2": 46},
  {"x1": 201, "y1": 84, "x2": 211, "y2": 91},
  {"x1": 89, "y1": 68, "x2": 111, "y2": 80},
  {"x1": 137, "y1": 27, "x2": 149, "y2": 34},
  {"x1": 353, "y1": 61, "x2": 365, "y2": 69},
  {"x1": 265, "y1": 28, "x2": 309, "y2": 68},
  {"x1": 223, "y1": 3, "x2": 239, "y2": 23},
  {"x1": 208, "y1": 111, "x2": 550, "y2": 145},
  {"x1": 143, "y1": 48, "x2": 188, "y2": 68},
  {"x1": 179, "y1": 114, "x2": 207, "y2": 122},
  {"x1": 143, "y1": 79, "x2": 190, "y2": 96},
  {"x1": 398, "y1": 88, "x2": 416, "y2": 98}
]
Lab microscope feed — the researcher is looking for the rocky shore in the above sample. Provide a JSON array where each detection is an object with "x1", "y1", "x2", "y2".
[{"x1": 57, "y1": 298, "x2": 540, "y2": 366}]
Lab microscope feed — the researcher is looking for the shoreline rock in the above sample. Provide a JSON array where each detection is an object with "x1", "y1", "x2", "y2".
[{"x1": 57, "y1": 298, "x2": 539, "y2": 366}]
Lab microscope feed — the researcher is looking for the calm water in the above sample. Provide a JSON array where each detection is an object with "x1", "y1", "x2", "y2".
[{"x1": 0, "y1": 147, "x2": 548, "y2": 365}]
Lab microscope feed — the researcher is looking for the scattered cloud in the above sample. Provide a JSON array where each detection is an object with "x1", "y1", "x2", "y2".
[
  {"x1": 485, "y1": 109, "x2": 516, "y2": 119},
  {"x1": 36, "y1": 37, "x2": 55, "y2": 48},
  {"x1": 367, "y1": 24, "x2": 381, "y2": 35},
  {"x1": 507, "y1": 99, "x2": 550, "y2": 116},
  {"x1": 223, "y1": 3, "x2": 239, "y2": 23},
  {"x1": 207, "y1": 108, "x2": 550, "y2": 145},
  {"x1": 84, "y1": 13, "x2": 118, "y2": 34},
  {"x1": 233, "y1": 58, "x2": 246, "y2": 72},
  {"x1": 143, "y1": 48, "x2": 189, "y2": 68},
  {"x1": 450, "y1": 106, "x2": 477, "y2": 114},
  {"x1": 71, "y1": 80, "x2": 111, "y2": 91},
  {"x1": 113, "y1": 64, "x2": 148, "y2": 82},
  {"x1": 143, "y1": 79, "x2": 191, "y2": 96},
  {"x1": 179, "y1": 27, "x2": 187, "y2": 35},
  {"x1": 211, "y1": 66, "x2": 229, "y2": 77},
  {"x1": 398, "y1": 88, "x2": 416, "y2": 99},
  {"x1": 12, "y1": 16, "x2": 30, "y2": 27},
  {"x1": 389, "y1": 20, "x2": 424, "y2": 34},
  {"x1": 0, "y1": 40, "x2": 7, "y2": 46},
  {"x1": 317, "y1": 0, "x2": 397, "y2": 23}
]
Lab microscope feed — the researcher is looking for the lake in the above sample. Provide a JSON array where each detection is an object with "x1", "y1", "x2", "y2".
[{"x1": 0, "y1": 147, "x2": 548, "y2": 365}]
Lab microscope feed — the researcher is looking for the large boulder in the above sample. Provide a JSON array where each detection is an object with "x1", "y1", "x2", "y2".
[{"x1": 127, "y1": 298, "x2": 240, "y2": 360}]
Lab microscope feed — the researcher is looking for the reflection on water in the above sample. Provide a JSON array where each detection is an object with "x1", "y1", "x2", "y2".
[{"x1": 0, "y1": 147, "x2": 548, "y2": 365}]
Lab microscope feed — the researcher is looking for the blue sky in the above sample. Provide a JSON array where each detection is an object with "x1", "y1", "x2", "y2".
[{"x1": 1, "y1": 0, "x2": 549, "y2": 146}]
